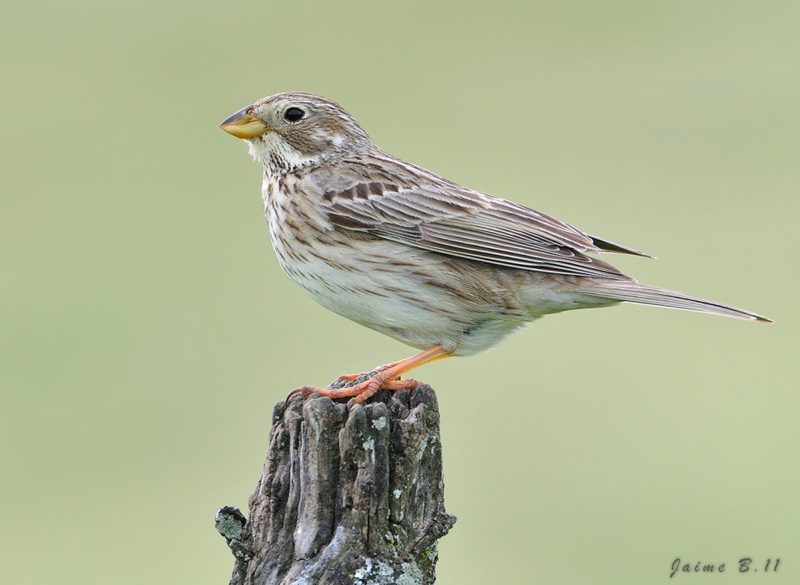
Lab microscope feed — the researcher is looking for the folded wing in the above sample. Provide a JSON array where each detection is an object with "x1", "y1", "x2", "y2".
[{"x1": 314, "y1": 157, "x2": 648, "y2": 280}]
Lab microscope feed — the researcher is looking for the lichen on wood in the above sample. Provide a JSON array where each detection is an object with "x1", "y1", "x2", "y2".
[{"x1": 217, "y1": 385, "x2": 455, "y2": 585}]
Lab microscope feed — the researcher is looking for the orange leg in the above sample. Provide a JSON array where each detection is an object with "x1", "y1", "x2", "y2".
[{"x1": 288, "y1": 346, "x2": 452, "y2": 405}]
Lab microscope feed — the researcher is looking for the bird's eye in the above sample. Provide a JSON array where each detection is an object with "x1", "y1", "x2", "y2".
[{"x1": 284, "y1": 107, "x2": 305, "y2": 122}]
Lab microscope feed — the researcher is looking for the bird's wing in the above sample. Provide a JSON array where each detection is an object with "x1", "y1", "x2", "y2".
[{"x1": 312, "y1": 157, "x2": 648, "y2": 279}]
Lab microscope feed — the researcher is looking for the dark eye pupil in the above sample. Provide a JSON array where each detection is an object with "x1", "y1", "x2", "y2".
[{"x1": 284, "y1": 107, "x2": 305, "y2": 122}]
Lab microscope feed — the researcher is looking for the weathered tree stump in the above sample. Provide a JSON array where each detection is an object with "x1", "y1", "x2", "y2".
[{"x1": 216, "y1": 385, "x2": 456, "y2": 585}]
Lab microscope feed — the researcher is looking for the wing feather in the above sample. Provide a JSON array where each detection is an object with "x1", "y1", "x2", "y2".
[{"x1": 312, "y1": 157, "x2": 646, "y2": 279}]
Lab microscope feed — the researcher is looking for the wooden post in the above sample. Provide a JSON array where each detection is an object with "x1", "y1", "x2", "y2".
[{"x1": 216, "y1": 385, "x2": 456, "y2": 585}]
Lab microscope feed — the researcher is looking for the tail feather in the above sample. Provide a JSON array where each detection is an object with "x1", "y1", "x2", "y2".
[{"x1": 584, "y1": 281, "x2": 772, "y2": 323}]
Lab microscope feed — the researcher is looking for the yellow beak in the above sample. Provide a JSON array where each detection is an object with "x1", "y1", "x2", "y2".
[{"x1": 219, "y1": 106, "x2": 268, "y2": 139}]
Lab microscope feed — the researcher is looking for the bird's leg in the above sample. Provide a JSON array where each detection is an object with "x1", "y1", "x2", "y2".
[{"x1": 288, "y1": 346, "x2": 451, "y2": 404}]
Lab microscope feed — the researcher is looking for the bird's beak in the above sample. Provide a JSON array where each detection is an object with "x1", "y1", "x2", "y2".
[{"x1": 219, "y1": 106, "x2": 269, "y2": 139}]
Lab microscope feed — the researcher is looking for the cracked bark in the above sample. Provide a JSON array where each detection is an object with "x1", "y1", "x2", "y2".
[{"x1": 216, "y1": 385, "x2": 456, "y2": 585}]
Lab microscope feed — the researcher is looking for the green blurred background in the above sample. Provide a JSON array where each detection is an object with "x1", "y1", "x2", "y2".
[{"x1": 2, "y1": 1, "x2": 797, "y2": 583}]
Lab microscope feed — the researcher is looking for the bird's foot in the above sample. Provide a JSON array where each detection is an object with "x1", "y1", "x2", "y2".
[
  {"x1": 285, "y1": 346, "x2": 450, "y2": 406},
  {"x1": 331, "y1": 361, "x2": 400, "y2": 385},
  {"x1": 287, "y1": 374, "x2": 421, "y2": 406}
]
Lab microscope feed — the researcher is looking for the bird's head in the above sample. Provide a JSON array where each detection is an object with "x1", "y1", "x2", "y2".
[{"x1": 219, "y1": 92, "x2": 372, "y2": 174}]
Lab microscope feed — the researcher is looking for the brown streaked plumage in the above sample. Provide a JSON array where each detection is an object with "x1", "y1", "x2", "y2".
[{"x1": 220, "y1": 92, "x2": 771, "y2": 404}]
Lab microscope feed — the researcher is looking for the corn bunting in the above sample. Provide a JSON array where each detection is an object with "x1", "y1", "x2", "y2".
[{"x1": 220, "y1": 92, "x2": 769, "y2": 404}]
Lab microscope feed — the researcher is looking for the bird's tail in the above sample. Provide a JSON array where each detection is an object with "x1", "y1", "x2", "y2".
[{"x1": 582, "y1": 281, "x2": 772, "y2": 323}]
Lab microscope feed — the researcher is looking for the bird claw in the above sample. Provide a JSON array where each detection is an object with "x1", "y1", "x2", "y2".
[{"x1": 284, "y1": 385, "x2": 318, "y2": 403}]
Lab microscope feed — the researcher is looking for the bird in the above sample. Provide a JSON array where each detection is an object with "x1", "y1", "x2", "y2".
[{"x1": 219, "y1": 92, "x2": 770, "y2": 404}]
